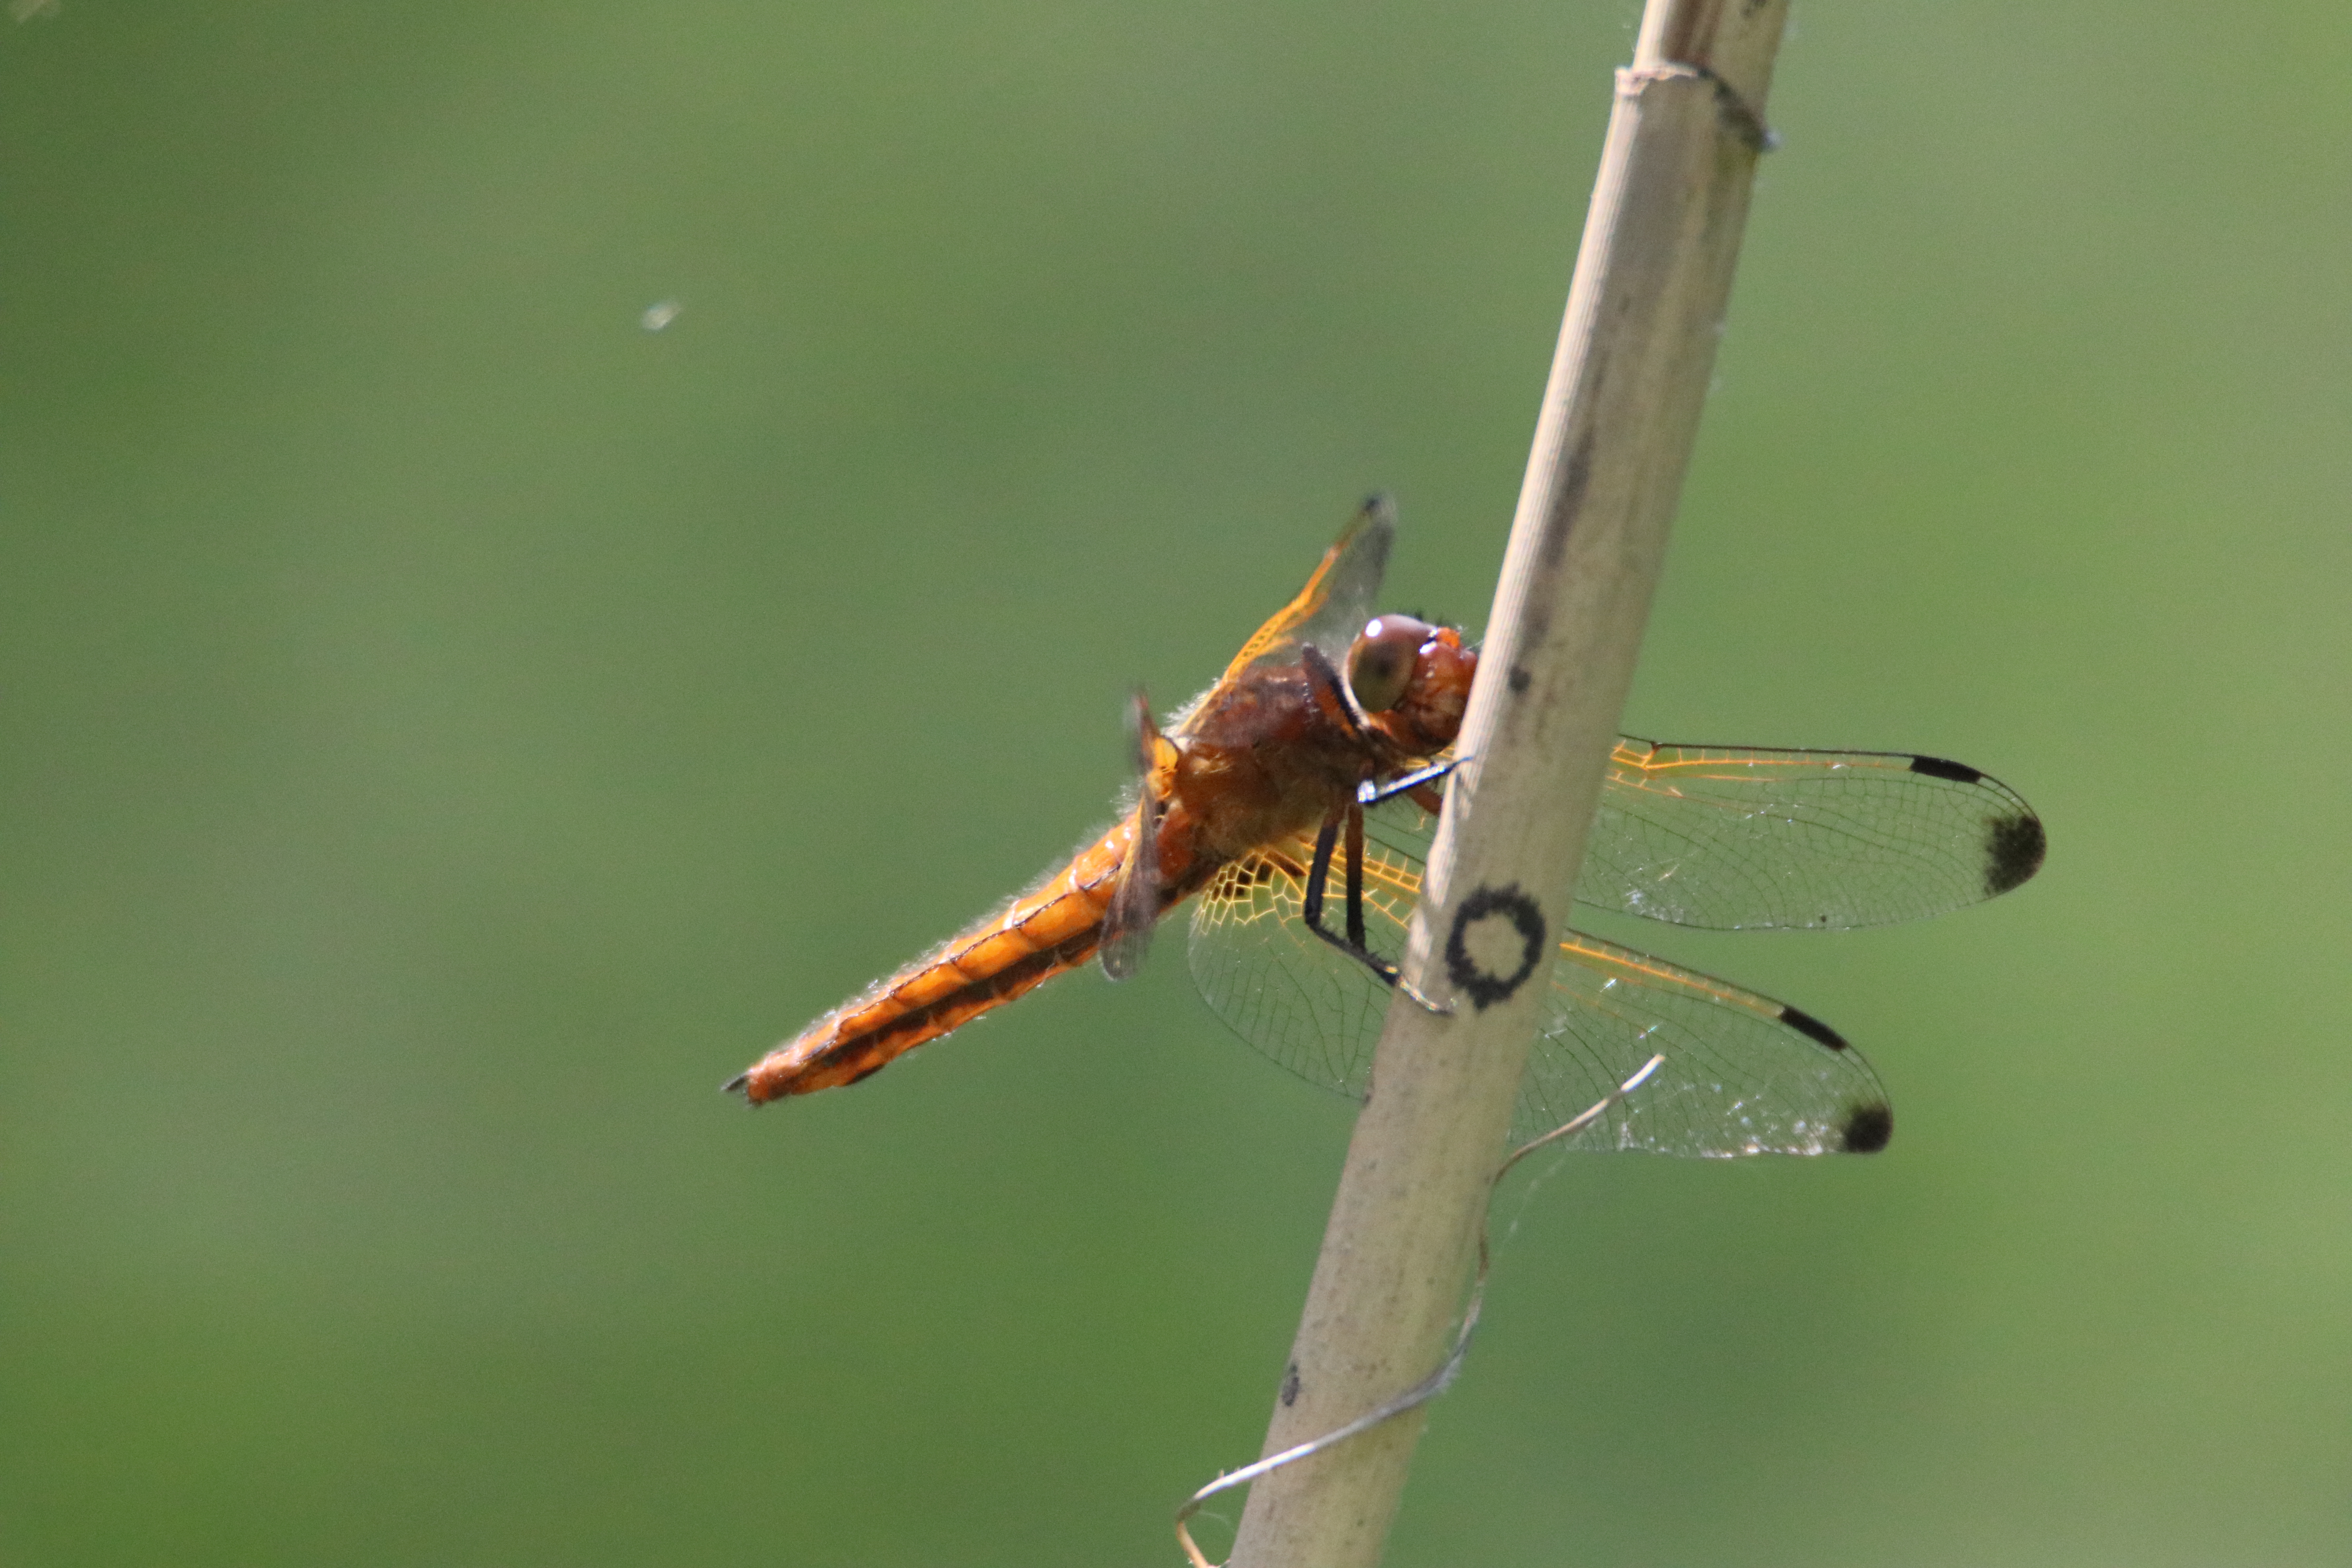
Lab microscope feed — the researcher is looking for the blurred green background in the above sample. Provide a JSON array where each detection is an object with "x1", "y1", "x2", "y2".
[{"x1": 4, "y1": 3, "x2": 2346, "y2": 1564}]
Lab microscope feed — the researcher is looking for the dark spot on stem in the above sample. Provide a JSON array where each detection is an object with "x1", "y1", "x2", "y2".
[{"x1": 1444, "y1": 885, "x2": 1547, "y2": 1010}]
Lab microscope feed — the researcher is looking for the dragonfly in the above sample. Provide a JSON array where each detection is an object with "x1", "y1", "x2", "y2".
[{"x1": 728, "y1": 499, "x2": 2045, "y2": 1156}]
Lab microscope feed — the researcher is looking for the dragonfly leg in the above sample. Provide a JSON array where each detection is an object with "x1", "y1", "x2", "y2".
[
  {"x1": 1302, "y1": 807, "x2": 1451, "y2": 1014},
  {"x1": 1357, "y1": 754, "x2": 1464, "y2": 808}
]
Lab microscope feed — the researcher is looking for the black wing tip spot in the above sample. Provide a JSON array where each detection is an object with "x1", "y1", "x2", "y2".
[
  {"x1": 1908, "y1": 753, "x2": 1983, "y2": 784},
  {"x1": 1839, "y1": 1102, "x2": 1894, "y2": 1153},
  {"x1": 1985, "y1": 812, "x2": 2047, "y2": 896},
  {"x1": 1779, "y1": 1005, "x2": 1849, "y2": 1051}
]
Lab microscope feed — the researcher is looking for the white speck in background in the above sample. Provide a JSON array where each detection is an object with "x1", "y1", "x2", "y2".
[{"x1": 640, "y1": 299, "x2": 683, "y2": 332}]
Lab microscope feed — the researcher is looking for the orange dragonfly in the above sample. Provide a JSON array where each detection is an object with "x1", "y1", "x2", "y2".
[{"x1": 728, "y1": 500, "x2": 2045, "y2": 1156}]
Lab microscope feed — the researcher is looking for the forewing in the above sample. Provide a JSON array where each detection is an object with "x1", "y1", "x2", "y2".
[
  {"x1": 1580, "y1": 738, "x2": 2047, "y2": 930},
  {"x1": 1187, "y1": 800, "x2": 1889, "y2": 1155},
  {"x1": 1214, "y1": 497, "x2": 1394, "y2": 686}
]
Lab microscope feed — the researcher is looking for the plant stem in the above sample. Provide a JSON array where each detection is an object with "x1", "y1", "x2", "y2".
[{"x1": 1222, "y1": 5, "x2": 1791, "y2": 1564}]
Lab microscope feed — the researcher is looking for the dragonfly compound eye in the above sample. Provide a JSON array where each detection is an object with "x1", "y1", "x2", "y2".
[{"x1": 1347, "y1": 615, "x2": 1434, "y2": 713}]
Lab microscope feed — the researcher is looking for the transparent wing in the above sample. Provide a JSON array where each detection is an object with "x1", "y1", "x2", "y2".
[
  {"x1": 1521, "y1": 931, "x2": 1890, "y2": 1156},
  {"x1": 1169, "y1": 497, "x2": 1395, "y2": 750},
  {"x1": 1185, "y1": 837, "x2": 1401, "y2": 1104},
  {"x1": 1100, "y1": 693, "x2": 1174, "y2": 981},
  {"x1": 1186, "y1": 806, "x2": 1890, "y2": 1155},
  {"x1": 1215, "y1": 496, "x2": 1394, "y2": 683},
  {"x1": 1363, "y1": 739, "x2": 2045, "y2": 930},
  {"x1": 1581, "y1": 738, "x2": 2046, "y2": 929}
]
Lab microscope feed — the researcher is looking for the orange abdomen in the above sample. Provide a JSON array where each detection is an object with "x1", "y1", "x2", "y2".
[{"x1": 732, "y1": 817, "x2": 1145, "y2": 1104}]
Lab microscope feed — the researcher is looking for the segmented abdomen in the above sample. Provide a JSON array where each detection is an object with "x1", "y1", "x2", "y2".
[{"x1": 731, "y1": 822, "x2": 1135, "y2": 1103}]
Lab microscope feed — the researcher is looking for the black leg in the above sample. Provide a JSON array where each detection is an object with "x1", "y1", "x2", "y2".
[
  {"x1": 1303, "y1": 810, "x2": 1394, "y2": 982},
  {"x1": 1298, "y1": 807, "x2": 1447, "y2": 1014}
]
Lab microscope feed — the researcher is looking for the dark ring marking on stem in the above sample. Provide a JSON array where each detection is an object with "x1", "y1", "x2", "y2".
[
  {"x1": 1444, "y1": 884, "x2": 1547, "y2": 1011},
  {"x1": 1280, "y1": 1362, "x2": 1302, "y2": 1407}
]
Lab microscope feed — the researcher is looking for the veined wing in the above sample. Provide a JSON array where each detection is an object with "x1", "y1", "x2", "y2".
[
  {"x1": 1187, "y1": 802, "x2": 1890, "y2": 1155},
  {"x1": 1582, "y1": 738, "x2": 2046, "y2": 929},
  {"x1": 1376, "y1": 738, "x2": 2046, "y2": 931},
  {"x1": 1206, "y1": 497, "x2": 1394, "y2": 689},
  {"x1": 1167, "y1": 497, "x2": 1393, "y2": 748}
]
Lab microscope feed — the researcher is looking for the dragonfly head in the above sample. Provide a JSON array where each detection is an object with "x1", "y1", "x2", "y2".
[{"x1": 1347, "y1": 616, "x2": 1476, "y2": 756}]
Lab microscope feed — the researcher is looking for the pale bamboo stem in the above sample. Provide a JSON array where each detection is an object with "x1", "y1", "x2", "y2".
[{"x1": 1221, "y1": 5, "x2": 1791, "y2": 1565}]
